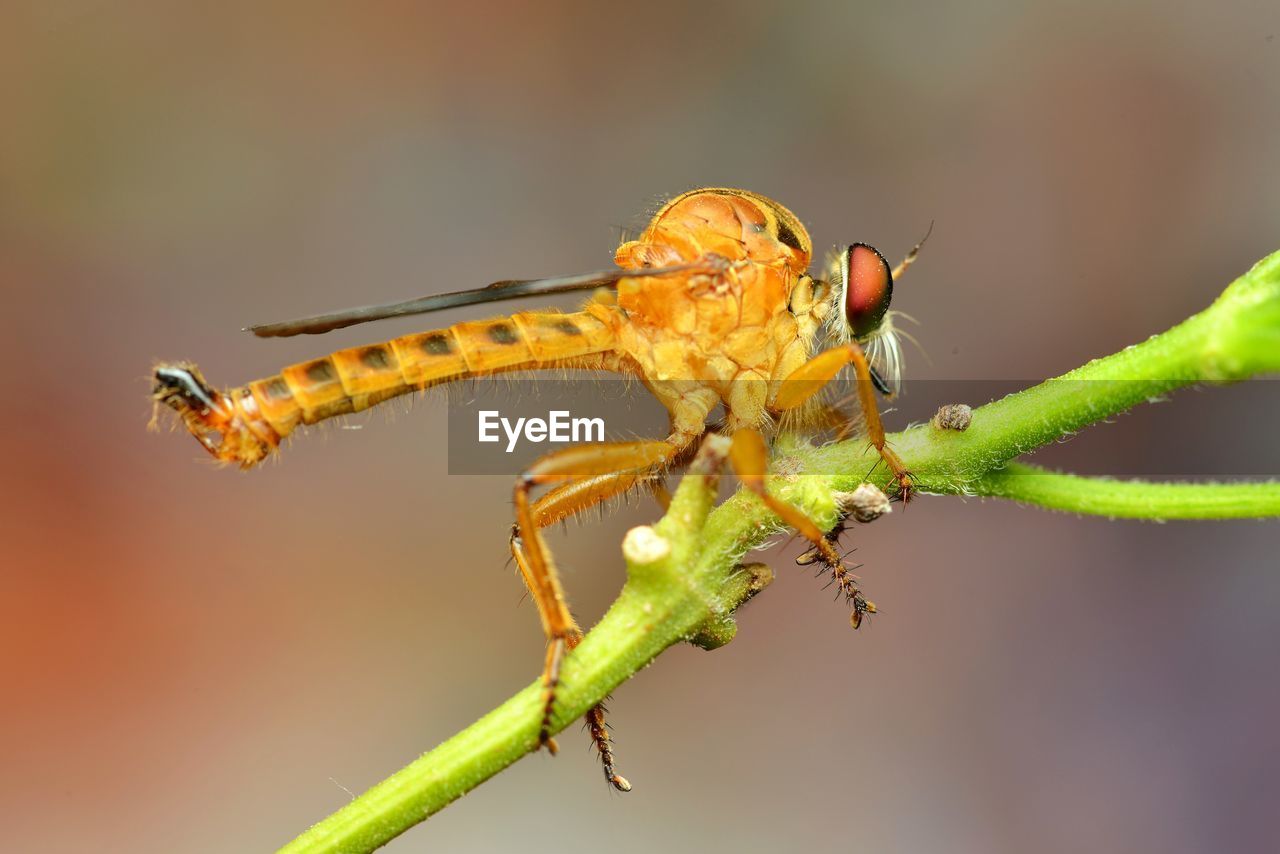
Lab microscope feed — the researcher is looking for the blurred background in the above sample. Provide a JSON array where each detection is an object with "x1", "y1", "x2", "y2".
[{"x1": 2, "y1": 1, "x2": 1278, "y2": 852}]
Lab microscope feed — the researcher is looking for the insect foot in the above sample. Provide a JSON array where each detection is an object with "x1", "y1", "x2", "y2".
[
  {"x1": 585, "y1": 704, "x2": 631, "y2": 792},
  {"x1": 895, "y1": 470, "x2": 916, "y2": 504},
  {"x1": 792, "y1": 488, "x2": 888, "y2": 630},
  {"x1": 850, "y1": 592, "x2": 878, "y2": 630}
]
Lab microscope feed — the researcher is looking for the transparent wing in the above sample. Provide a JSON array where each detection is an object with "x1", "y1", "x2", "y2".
[{"x1": 248, "y1": 264, "x2": 696, "y2": 338}]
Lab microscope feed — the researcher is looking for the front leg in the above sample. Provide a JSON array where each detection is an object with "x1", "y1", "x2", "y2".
[{"x1": 771, "y1": 341, "x2": 913, "y2": 500}]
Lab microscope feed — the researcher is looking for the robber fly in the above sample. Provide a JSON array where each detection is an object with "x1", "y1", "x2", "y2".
[{"x1": 152, "y1": 188, "x2": 924, "y2": 790}]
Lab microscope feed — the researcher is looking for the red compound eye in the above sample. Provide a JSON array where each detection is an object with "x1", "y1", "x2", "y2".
[{"x1": 841, "y1": 243, "x2": 893, "y2": 340}]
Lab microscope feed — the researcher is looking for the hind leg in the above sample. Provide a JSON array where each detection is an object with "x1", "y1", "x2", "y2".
[{"x1": 510, "y1": 435, "x2": 697, "y2": 789}]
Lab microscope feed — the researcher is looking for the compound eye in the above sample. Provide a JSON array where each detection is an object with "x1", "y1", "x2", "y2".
[{"x1": 840, "y1": 244, "x2": 893, "y2": 339}]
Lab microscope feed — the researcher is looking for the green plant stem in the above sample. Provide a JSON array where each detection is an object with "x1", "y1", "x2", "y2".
[
  {"x1": 806, "y1": 248, "x2": 1280, "y2": 499},
  {"x1": 280, "y1": 250, "x2": 1280, "y2": 853},
  {"x1": 969, "y1": 462, "x2": 1280, "y2": 519},
  {"x1": 279, "y1": 440, "x2": 782, "y2": 854}
]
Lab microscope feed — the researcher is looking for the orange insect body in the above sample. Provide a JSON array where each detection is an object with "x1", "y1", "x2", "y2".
[
  {"x1": 155, "y1": 307, "x2": 618, "y2": 467},
  {"x1": 611, "y1": 189, "x2": 826, "y2": 436},
  {"x1": 154, "y1": 186, "x2": 921, "y2": 790},
  {"x1": 161, "y1": 188, "x2": 837, "y2": 468}
]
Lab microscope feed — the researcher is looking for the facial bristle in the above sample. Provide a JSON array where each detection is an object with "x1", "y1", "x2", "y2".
[{"x1": 865, "y1": 315, "x2": 905, "y2": 396}]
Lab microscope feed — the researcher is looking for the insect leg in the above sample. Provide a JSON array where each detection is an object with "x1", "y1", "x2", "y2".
[
  {"x1": 511, "y1": 436, "x2": 695, "y2": 790},
  {"x1": 728, "y1": 428, "x2": 878, "y2": 629},
  {"x1": 771, "y1": 343, "x2": 913, "y2": 499},
  {"x1": 645, "y1": 479, "x2": 673, "y2": 512},
  {"x1": 729, "y1": 428, "x2": 844, "y2": 567}
]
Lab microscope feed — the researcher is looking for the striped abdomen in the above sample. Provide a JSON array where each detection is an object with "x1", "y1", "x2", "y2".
[{"x1": 153, "y1": 309, "x2": 618, "y2": 469}]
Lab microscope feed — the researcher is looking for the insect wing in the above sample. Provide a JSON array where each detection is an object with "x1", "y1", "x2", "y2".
[{"x1": 248, "y1": 264, "x2": 696, "y2": 338}]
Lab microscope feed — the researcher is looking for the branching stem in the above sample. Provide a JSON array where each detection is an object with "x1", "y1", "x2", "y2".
[{"x1": 280, "y1": 250, "x2": 1280, "y2": 854}]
